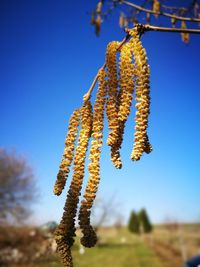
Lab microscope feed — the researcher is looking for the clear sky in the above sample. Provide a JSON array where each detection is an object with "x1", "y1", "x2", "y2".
[{"x1": 0, "y1": 0, "x2": 200, "y2": 226}]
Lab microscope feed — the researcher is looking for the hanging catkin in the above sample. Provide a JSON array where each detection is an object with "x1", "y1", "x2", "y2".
[
  {"x1": 110, "y1": 39, "x2": 136, "y2": 168},
  {"x1": 105, "y1": 41, "x2": 125, "y2": 168},
  {"x1": 105, "y1": 41, "x2": 120, "y2": 147},
  {"x1": 118, "y1": 41, "x2": 135, "y2": 122},
  {"x1": 54, "y1": 25, "x2": 153, "y2": 267},
  {"x1": 144, "y1": 134, "x2": 153, "y2": 154},
  {"x1": 110, "y1": 90, "x2": 124, "y2": 169},
  {"x1": 79, "y1": 68, "x2": 107, "y2": 247},
  {"x1": 54, "y1": 101, "x2": 93, "y2": 267},
  {"x1": 54, "y1": 108, "x2": 81, "y2": 196},
  {"x1": 129, "y1": 28, "x2": 152, "y2": 161}
]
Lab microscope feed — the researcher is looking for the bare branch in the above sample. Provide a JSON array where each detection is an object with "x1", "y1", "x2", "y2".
[
  {"x1": 84, "y1": 20, "x2": 200, "y2": 102},
  {"x1": 83, "y1": 33, "x2": 131, "y2": 101},
  {"x1": 83, "y1": 65, "x2": 105, "y2": 102},
  {"x1": 140, "y1": 24, "x2": 200, "y2": 34},
  {"x1": 0, "y1": 148, "x2": 38, "y2": 225},
  {"x1": 123, "y1": 0, "x2": 200, "y2": 22}
]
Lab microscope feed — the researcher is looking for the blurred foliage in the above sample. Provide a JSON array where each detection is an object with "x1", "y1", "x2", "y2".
[
  {"x1": 139, "y1": 208, "x2": 153, "y2": 233},
  {"x1": 0, "y1": 223, "x2": 200, "y2": 266},
  {"x1": 0, "y1": 148, "x2": 38, "y2": 225},
  {"x1": 128, "y1": 208, "x2": 153, "y2": 234},
  {"x1": 128, "y1": 210, "x2": 140, "y2": 234},
  {"x1": 91, "y1": 0, "x2": 200, "y2": 43}
]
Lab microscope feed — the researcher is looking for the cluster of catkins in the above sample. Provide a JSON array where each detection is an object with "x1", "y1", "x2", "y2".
[{"x1": 53, "y1": 26, "x2": 152, "y2": 267}]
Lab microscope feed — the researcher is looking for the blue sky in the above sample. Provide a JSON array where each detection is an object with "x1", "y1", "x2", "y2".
[{"x1": 0, "y1": 0, "x2": 200, "y2": 225}]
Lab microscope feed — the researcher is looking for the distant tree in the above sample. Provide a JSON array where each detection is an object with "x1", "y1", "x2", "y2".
[
  {"x1": 91, "y1": 195, "x2": 123, "y2": 230},
  {"x1": 0, "y1": 148, "x2": 38, "y2": 225},
  {"x1": 128, "y1": 210, "x2": 140, "y2": 234},
  {"x1": 138, "y1": 208, "x2": 153, "y2": 233}
]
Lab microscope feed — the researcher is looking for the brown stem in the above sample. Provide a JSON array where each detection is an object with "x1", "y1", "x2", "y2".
[
  {"x1": 123, "y1": 0, "x2": 200, "y2": 22},
  {"x1": 143, "y1": 24, "x2": 200, "y2": 34},
  {"x1": 83, "y1": 34, "x2": 130, "y2": 102},
  {"x1": 84, "y1": 23, "x2": 200, "y2": 102},
  {"x1": 83, "y1": 64, "x2": 105, "y2": 102}
]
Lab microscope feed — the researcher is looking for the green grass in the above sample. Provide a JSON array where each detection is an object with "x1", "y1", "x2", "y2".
[
  {"x1": 72, "y1": 242, "x2": 170, "y2": 267},
  {"x1": 34, "y1": 239, "x2": 171, "y2": 267},
  {"x1": 23, "y1": 225, "x2": 196, "y2": 267},
  {"x1": 10, "y1": 224, "x2": 200, "y2": 267}
]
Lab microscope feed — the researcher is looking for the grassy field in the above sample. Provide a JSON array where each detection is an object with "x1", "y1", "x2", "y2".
[
  {"x1": 7, "y1": 224, "x2": 200, "y2": 267},
  {"x1": 151, "y1": 223, "x2": 200, "y2": 258},
  {"x1": 72, "y1": 242, "x2": 171, "y2": 267},
  {"x1": 20, "y1": 228, "x2": 173, "y2": 267},
  {"x1": 145, "y1": 223, "x2": 200, "y2": 267},
  {"x1": 34, "y1": 241, "x2": 171, "y2": 267}
]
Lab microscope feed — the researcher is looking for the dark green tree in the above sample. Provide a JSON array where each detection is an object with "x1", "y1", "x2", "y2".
[
  {"x1": 128, "y1": 210, "x2": 140, "y2": 234},
  {"x1": 138, "y1": 208, "x2": 153, "y2": 233}
]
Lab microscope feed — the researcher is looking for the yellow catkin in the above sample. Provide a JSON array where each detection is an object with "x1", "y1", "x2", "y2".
[
  {"x1": 54, "y1": 101, "x2": 93, "y2": 267},
  {"x1": 105, "y1": 41, "x2": 125, "y2": 168},
  {"x1": 54, "y1": 109, "x2": 81, "y2": 196},
  {"x1": 55, "y1": 241, "x2": 73, "y2": 267},
  {"x1": 118, "y1": 42, "x2": 135, "y2": 122},
  {"x1": 129, "y1": 28, "x2": 152, "y2": 161},
  {"x1": 78, "y1": 68, "x2": 107, "y2": 247},
  {"x1": 110, "y1": 40, "x2": 135, "y2": 168},
  {"x1": 55, "y1": 27, "x2": 153, "y2": 266},
  {"x1": 105, "y1": 41, "x2": 120, "y2": 147},
  {"x1": 110, "y1": 89, "x2": 123, "y2": 169},
  {"x1": 144, "y1": 134, "x2": 153, "y2": 154},
  {"x1": 110, "y1": 139, "x2": 123, "y2": 168}
]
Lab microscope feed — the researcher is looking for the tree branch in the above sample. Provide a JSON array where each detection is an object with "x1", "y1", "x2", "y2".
[
  {"x1": 123, "y1": 0, "x2": 200, "y2": 22},
  {"x1": 83, "y1": 68, "x2": 103, "y2": 102},
  {"x1": 140, "y1": 24, "x2": 200, "y2": 34},
  {"x1": 83, "y1": 33, "x2": 130, "y2": 102},
  {"x1": 84, "y1": 22, "x2": 200, "y2": 102}
]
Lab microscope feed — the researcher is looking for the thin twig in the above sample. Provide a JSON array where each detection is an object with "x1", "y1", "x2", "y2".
[
  {"x1": 142, "y1": 24, "x2": 200, "y2": 34},
  {"x1": 83, "y1": 33, "x2": 130, "y2": 102},
  {"x1": 84, "y1": 22, "x2": 200, "y2": 102},
  {"x1": 161, "y1": 5, "x2": 186, "y2": 12},
  {"x1": 123, "y1": 0, "x2": 200, "y2": 22},
  {"x1": 83, "y1": 65, "x2": 105, "y2": 102}
]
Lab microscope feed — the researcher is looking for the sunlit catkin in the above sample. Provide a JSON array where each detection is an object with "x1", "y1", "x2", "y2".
[
  {"x1": 54, "y1": 109, "x2": 81, "y2": 196},
  {"x1": 55, "y1": 26, "x2": 154, "y2": 267},
  {"x1": 54, "y1": 101, "x2": 93, "y2": 267},
  {"x1": 111, "y1": 40, "x2": 135, "y2": 168},
  {"x1": 79, "y1": 68, "x2": 107, "y2": 247},
  {"x1": 110, "y1": 89, "x2": 123, "y2": 169},
  {"x1": 129, "y1": 28, "x2": 152, "y2": 161},
  {"x1": 118, "y1": 41, "x2": 135, "y2": 122},
  {"x1": 105, "y1": 41, "x2": 120, "y2": 147}
]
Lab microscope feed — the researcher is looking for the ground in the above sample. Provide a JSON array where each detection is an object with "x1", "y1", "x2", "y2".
[{"x1": 2, "y1": 224, "x2": 200, "y2": 267}]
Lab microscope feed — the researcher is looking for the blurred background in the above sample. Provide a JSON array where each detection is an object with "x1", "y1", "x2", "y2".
[{"x1": 0, "y1": 0, "x2": 200, "y2": 266}]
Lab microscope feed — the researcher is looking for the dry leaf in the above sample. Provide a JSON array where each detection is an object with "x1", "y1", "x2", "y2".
[
  {"x1": 119, "y1": 12, "x2": 124, "y2": 28},
  {"x1": 153, "y1": 0, "x2": 160, "y2": 18},
  {"x1": 194, "y1": 2, "x2": 199, "y2": 17},
  {"x1": 95, "y1": 15, "x2": 101, "y2": 36},
  {"x1": 90, "y1": 10, "x2": 96, "y2": 25},
  {"x1": 96, "y1": 1, "x2": 102, "y2": 14},
  {"x1": 146, "y1": 12, "x2": 151, "y2": 24},
  {"x1": 171, "y1": 17, "x2": 176, "y2": 28},
  {"x1": 181, "y1": 21, "x2": 189, "y2": 43}
]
